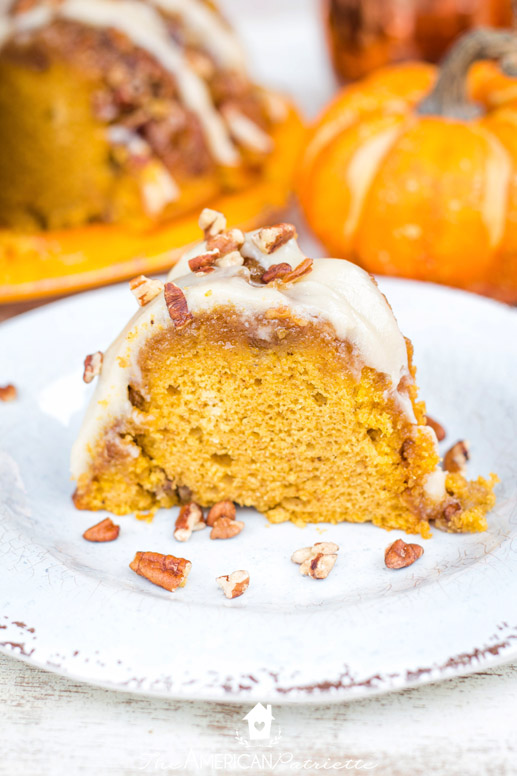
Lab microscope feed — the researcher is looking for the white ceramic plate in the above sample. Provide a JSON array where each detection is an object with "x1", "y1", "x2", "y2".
[{"x1": 1, "y1": 278, "x2": 517, "y2": 703}]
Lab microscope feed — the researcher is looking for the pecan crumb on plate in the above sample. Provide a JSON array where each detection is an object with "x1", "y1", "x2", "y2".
[
  {"x1": 206, "y1": 500, "x2": 236, "y2": 527},
  {"x1": 83, "y1": 517, "x2": 120, "y2": 543},
  {"x1": 0, "y1": 384, "x2": 17, "y2": 402},
  {"x1": 210, "y1": 517, "x2": 244, "y2": 540},
  {"x1": 291, "y1": 541, "x2": 339, "y2": 579},
  {"x1": 216, "y1": 569, "x2": 250, "y2": 599},
  {"x1": 384, "y1": 539, "x2": 424, "y2": 569},
  {"x1": 425, "y1": 414, "x2": 446, "y2": 441},
  {"x1": 174, "y1": 502, "x2": 206, "y2": 542},
  {"x1": 129, "y1": 551, "x2": 192, "y2": 591},
  {"x1": 443, "y1": 440, "x2": 470, "y2": 475}
]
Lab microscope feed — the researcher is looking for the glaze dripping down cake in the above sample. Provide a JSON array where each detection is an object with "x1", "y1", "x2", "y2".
[{"x1": 71, "y1": 211, "x2": 497, "y2": 536}]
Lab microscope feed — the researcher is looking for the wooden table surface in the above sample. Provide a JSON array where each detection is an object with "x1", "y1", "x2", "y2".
[
  {"x1": 1, "y1": 651, "x2": 517, "y2": 775},
  {"x1": 0, "y1": 299, "x2": 61, "y2": 323}
]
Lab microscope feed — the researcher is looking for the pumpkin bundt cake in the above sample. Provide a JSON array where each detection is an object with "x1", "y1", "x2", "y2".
[
  {"x1": 0, "y1": 0, "x2": 294, "y2": 231},
  {"x1": 0, "y1": 0, "x2": 303, "y2": 303},
  {"x1": 71, "y1": 210, "x2": 497, "y2": 536}
]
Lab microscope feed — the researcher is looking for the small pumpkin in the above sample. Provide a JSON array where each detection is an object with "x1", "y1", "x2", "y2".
[{"x1": 298, "y1": 27, "x2": 517, "y2": 302}]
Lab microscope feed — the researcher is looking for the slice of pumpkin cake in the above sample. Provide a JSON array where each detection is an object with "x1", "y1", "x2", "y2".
[{"x1": 71, "y1": 210, "x2": 497, "y2": 536}]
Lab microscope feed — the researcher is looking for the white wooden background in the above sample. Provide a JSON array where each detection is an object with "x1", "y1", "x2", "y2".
[
  {"x1": 2, "y1": 2, "x2": 517, "y2": 774},
  {"x1": 2, "y1": 653, "x2": 517, "y2": 775}
]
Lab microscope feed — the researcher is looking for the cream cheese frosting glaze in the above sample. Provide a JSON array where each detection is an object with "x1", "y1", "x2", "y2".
[
  {"x1": 0, "y1": 0, "x2": 252, "y2": 165},
  {"x1": 71, "y1": 221, "x2": 428, "y2": 481},
  {"x1": 151, "y1": 0, "x2": 245, "y2": 70}
]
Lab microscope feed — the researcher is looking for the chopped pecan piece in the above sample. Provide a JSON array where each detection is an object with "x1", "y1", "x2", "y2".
[
  {"x1": 0, "y1": 384, "x2": 17, "y2": 402},
  {"x1": 188, "y1": 251, "x2": 220, "y2": 273},
  {"x1": 253, "y1": 223, "x2": 297, "y2": 254},
  {"x1": 206, "y1": 228, "x2": 244, "y2": 256},
  {"x1": 261, "y1": 262, "x2": 292, "y2": 284},
  {"x1": 83, "y1": 517, "x2": 120, "y2": 543},
  {"x1": 261, "y1": 257, "x2": 313, "y2": 285},
  {"x1": 384, "y1": 539, "x2": 424, "y2": 569},
  {"x1": 442, "y1": 500, "x2": 462, "y2": 521},
  {"x1": 210, "y1": 517, "x2": 244, "y2": 540},
  {"x1": 128, "y1": 384, "x2": 147, "y2": 411},
  {"x1": 305, "y1": 552, "x2": 337, "y2": 579},
  {"x1": 198, "y1": 208, "x2": 226, "y2": 238},
  {"x1": 164, "y1": 283, "x2": 193, "y2": 329},
  {"x1": 129, "y1": 275, "x2": 164, "y2": 306},
  {"x1": 174, "y1": 502, "x2": 206, "y2": 542},
  {"x1": 206, "y1": 500, "x2": 236, "y2": 527},
  {"x1": 443, "y1": 440, "x2": 470, "y2": 475},
  {"x1": 434, "y1": 499, "x2": 463, "y2": 532},
  {"x1": 291, "y1": 541, "x2": 339, "y2": 579},
  {"x1": 425, "y1": 415, "x2": 446, "y2": 442},
  {"x1": 282, "y1": 257, "x2": 314, "y2": 284},
  {"x1": 83, "y1": 351, "x2": 103, "y2": 384},
  {"x1": 129, "y1": 551, "x2": 192, "y2": 591},
  {"x1": 291, "y1": 541, "x2": 339, "y2": 564},
  {"x1": 216, "y1": 569, "x2": 250, "y2": 599}
]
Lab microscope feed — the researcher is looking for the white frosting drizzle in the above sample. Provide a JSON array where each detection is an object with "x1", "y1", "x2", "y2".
[
  {"x1": 0, "y1": 14, "x2": 9, "y2": 41},
  {"x1": 71, "y1": 229, "x2": 422, "y2": 479},
  {"x1": 0, "y1": 0, "x2": 241, "y2": 166},
  {"x1": 0, "y1": 3, "x2": 52, "y2": 43},
  {"x1": 222, "y1": 105, "x2": 274, "y2": 154},
  {"x1": 151, "y1": 0, "x2": 245, "y2": 71}
]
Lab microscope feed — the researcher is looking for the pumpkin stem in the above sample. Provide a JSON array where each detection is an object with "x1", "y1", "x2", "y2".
[{"x1": 417, "y1": 27, "x2": 517, "y2": 120}]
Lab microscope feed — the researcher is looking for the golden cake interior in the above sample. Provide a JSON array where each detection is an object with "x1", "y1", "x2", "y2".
[{"x1": 73, "y1": 309, "x2": 496, "y2": 536}]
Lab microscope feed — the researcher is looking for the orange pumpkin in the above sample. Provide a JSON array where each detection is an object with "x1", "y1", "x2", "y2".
[{"x1": 298, "y1": 28, "x2": 517, "y2": 302}]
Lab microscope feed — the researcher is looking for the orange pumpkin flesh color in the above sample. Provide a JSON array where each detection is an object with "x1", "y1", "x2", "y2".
[
  {"x1": 0, "y1": 103, "x2": 305, "y2": 303},
  {"x1": 298, "y1": 28, "x2": 517, "y2": 303}
]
